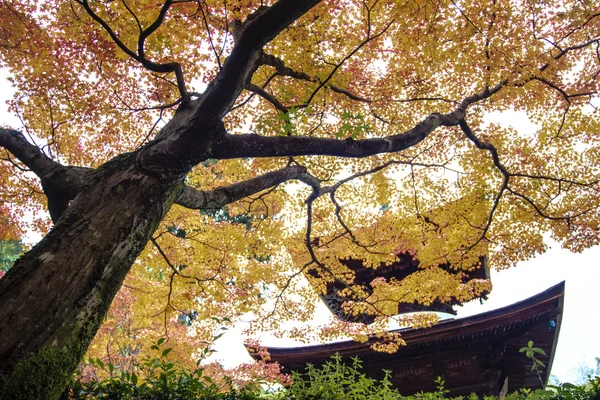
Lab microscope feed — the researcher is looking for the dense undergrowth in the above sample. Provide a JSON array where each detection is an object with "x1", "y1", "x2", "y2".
[{"x1": 65, "y1": 341, "x2": 600, "y2": 400}]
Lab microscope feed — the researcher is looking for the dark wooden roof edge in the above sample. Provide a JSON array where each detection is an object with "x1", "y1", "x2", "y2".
[
  {"x1": 543, "y1": 283, "x2": 564, "y2": 385},
  {"x1": 247, "y1": 281, "x2": 565, "y2": 360}
]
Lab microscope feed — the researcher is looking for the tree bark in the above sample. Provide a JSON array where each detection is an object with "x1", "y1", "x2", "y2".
[
  {"x1": 0, "y1": 152, "x2": 184, "y2": 399},
  {"x1": 0, "y1": 1, "x2": 329, "y2": 397},
  {"x1": 0, "y1": 128, "x2": 320, "y2": 398}
]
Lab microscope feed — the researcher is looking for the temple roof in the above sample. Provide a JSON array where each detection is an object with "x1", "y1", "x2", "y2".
[{"x1": 248, "y1": 281, "x2": 564, "y2": 396}]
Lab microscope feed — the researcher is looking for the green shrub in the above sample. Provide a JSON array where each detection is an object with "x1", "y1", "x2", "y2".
[
  {"x1": 505, "y1": 378, "x2": 600, "y2": 400},
  {"x1": 67, "y1": 345, "x2": 600, "y2": 400},
  {"x1": 287, "y1": 356, "x2": 600, "y2": 400},
  {"x1": 68, "y1": 339, "x2": 263, "y2": 400},
  {"x1": 287, "y1": 354, "x2": 400, "y2": 400}
]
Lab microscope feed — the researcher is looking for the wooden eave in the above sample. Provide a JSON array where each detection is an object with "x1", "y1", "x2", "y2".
[{"x1": 248, "y1": 282, "x2": 564, "y2": 396}]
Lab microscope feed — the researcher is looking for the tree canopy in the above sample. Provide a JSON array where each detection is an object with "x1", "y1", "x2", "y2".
[{"x1": 0, "y1": 0, "x2": 598, "y2": 397}]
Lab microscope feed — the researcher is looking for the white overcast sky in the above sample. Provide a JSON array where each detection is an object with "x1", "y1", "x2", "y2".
[{"x1": 1, "y1": 69, "x2": 598, "y2": 383}]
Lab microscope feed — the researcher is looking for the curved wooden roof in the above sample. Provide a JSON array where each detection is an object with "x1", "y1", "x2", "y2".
[{"x1": 248, "y1": 282, "x2": 564, "y2": 396}]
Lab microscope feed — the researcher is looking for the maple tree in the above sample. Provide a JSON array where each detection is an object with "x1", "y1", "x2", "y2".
[{"x1": 0, "y1": 0, "x2": 599, "y2": 397}]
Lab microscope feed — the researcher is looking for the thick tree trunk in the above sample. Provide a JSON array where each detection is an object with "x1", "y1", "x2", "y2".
[
  {"x1": 0, "y1": 2, "x2": 328, "y2": 397},
  {"x1": 0, "y1": 152, "x2": 183, "y2": 399}
]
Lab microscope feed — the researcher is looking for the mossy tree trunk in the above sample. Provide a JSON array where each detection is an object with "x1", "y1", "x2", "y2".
[
  {"x1": 0, "y1": 113, "x2": 319, "y2": 398},
  {"x1": 0, "y1": 152, "x2": 185, "y2": 398}
]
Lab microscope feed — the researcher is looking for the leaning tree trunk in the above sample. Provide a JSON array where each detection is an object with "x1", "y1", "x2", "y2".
[
  {"x1": 0, "y1": 2, "x2": 324, "y2": 395},
  {"x1": 0, "y1": 152, "x2": 183, "y2": 399}
]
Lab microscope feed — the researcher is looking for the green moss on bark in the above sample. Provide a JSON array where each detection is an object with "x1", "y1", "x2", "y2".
[
  {"x1": 0, "y1": 344, "x2": 78, "y2": 400},
  {"x1": 0, "y1": 271, "x2": 111, "y2": 399}
]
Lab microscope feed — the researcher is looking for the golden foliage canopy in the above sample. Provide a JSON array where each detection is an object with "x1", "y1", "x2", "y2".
[{"x1": 0, "y1": 0, "x2": 599, "y2": 378}]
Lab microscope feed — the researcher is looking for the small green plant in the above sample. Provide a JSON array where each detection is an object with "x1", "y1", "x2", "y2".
[
  {"x1": 286, "y1": 354, "x2": 399, "y2": 400},
  {"x1": 520, "y1": 340, "x2": 548, "y2": 387}
]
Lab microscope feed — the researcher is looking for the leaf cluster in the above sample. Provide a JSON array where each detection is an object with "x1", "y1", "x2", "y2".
[
  {"x1": 0, "y1": 239, "x2": 23, "y2": 272},
  {"x1": 287, "y1": 354, "x2": 399, "y2": 400},
  {"x1": 520, "y1": 340, "x2": 548, "y2": 370}
]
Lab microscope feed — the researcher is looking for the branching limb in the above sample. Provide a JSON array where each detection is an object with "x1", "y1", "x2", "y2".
[
  {"x1": 460, "y1": 118, "x2": 600, "y2": 247},
  {"x1": 255, "y1": 53, "x2": 371, "y2": 109},
  {"x1": 197, "y1": 0, "x2": 322, "y2": 117},
  {"x1": 540, "y1": 37, "x2": 600, "y2": 72},
  {"x1": 175, "y1": 164, "x2": 315, "y2": 209},
  {"x1": 529, "y1": 76, "x2": 597, "y2": 138},
  {"x1": 210, "y1": 110, "x2": 465, "y2": 159},
  {"x1": 0, "y1": 128, "x2": 92, "y2": 221},
  {"x1": 0, "y1": 128, "x2": 61, "y2": 178},
  {"x1": 151, "y1": 237, "x2": 222, "y2": 284},
  {"x1": 151, "y1": 236, "x2": 229, "y2": 334},
  {"x1": 303, "y1": 157, "x2": 461, "y2": 252},
  {"x1": 216, "y1": 80, "x2": 513, "y2": 161},
  {"x1": 198, "y1": 0, "x2": 223, "y2": 69},
  {"x1": 229, "y1": 73, "x2": 279, "y2": 113},
  {"x1": 262, "y1": 262, "x2": 311, "y2": 321},
  {"x1": 260, "y1": 53, "x2": 314, "y2": 81},
  {"x1": 73, "y1": 0, "x2": 138, "y2": 60},
  {"x1": 459, "y1": 119, "x2": 509, "y2": 243},
  {"x1": 510, "y1": 172, "x2": 599, "y2": 189},
  {"x1": 506, "y1": 187, "x2": 596, "y2": 222},
  {"x1": 74, "y1": 0, "x2": 188, "y2": 100},
  {"x1": 329, "y1": 191, "x2": 388, "y2": 255},
  {"x1": 247, "y1": 14, "x2": 392, "y2": 112},
  {"x1": 138, "y1": 1, "x2": 173, "y2": 60},
  {"x1": 245, "y1": 83, "x2": 288, "y2": 113},
  {"x1": 328, "y1": 85, "x2": 372, "y2": 103},
  {"x1": 301, "y1": 185, "x2": 406, "y2": 323}
]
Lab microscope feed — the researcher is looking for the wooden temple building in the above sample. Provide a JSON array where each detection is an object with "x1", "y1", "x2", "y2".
[{"x1": 248, "y1": 282, "x2": 564, "y2": 396}]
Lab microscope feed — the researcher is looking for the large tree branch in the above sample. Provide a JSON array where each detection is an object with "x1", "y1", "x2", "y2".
[
  {"x1": 209, "y1": 110, "x2": 464, "y2": 159},
  {"x1": 138, "y1": 1, "x2": 173, "y2": 59},
  {"x1": 261, "y1": 53, "x2": 314, "y2": 81},
  {"x1": 74, "y1": 0, "x2": 188, "y2": 100},
  {"x1": 175, "y1": 164, "x2": 315, "y2": 209},
  {"x1": 0, "y1": 128, "x2": 92, "y2": 221},
  {"x1": 213, "y1": 81, "x2": 506, "y2": 161},
  {"x1": 0, "y1": 128, "x2": 320, "y2": 221},
  {"x1": 197, "y1": 0, "x2": 322, "y2": 117},
  {"x1": 0, "y1": 128, "x2": 61, "y2": 178}
]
